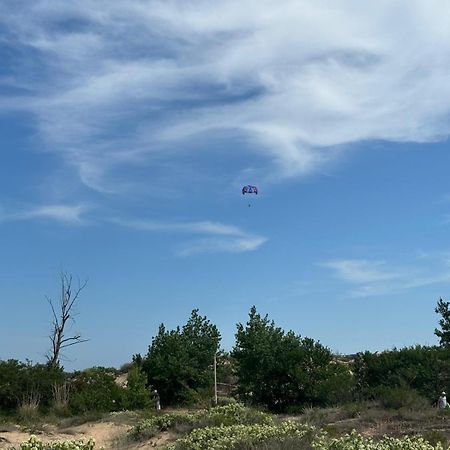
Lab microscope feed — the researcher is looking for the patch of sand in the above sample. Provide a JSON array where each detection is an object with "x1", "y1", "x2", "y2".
[
  {"x1": 0, "y1": 421, "x2": 128, "y2": 449},
  {"x1": 0, "y1": 421, "x2": 179, "y2": 450}
]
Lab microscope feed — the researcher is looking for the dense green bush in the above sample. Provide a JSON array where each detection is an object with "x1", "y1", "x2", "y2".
[
  {"x1": 69, "y1": 367, "x2": 125, "y2": 414},
  {"x1": 376, "y1": 385, "x2": 430, "y2": 410},
  {"x1": 0, "y1": 360, "x2": 64, "y2": 412},
  {"x1": 353, "y1": 346, "x2": 450, "y2": 401},
  {"x1": 124, "y1": 365, "x2": 152, "y2": 410},
  {"x1": 317, "y1": 362, "x2": 355, "y2": 406}
]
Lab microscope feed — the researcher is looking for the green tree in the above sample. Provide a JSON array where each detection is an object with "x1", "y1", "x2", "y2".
[
  {"x1": 232, "y1": 306, "x2": 338, "y2": 411},
  {"x1": 125, "y1": 365, "x2": 152, "y2": 410},
  {"x1": 435, "y1": 298, "x2": 450, "y2": 347},
  {"x1": 142, "y1": 309, "x2": 221, "y2": 406}
]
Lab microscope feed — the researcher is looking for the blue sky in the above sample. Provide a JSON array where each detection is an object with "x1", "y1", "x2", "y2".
[{"x1": 2, "y1": 0, "x2": 450, "y2": 370}]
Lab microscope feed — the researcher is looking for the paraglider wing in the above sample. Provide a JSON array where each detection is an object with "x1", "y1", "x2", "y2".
[{"x1": 242, "y1": 185, "x2": 258, "y2": 195}]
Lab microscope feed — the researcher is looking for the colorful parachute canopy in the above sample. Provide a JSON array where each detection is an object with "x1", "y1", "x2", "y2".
[{"x1": 242, "y1": 185, "x2": 258, "y2": 195}]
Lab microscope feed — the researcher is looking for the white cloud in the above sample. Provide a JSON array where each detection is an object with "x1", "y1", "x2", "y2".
[
  {"x1": 321, "y1": 259, "x2": 404, "y2": 284},
  {"x1": 0, "y1": 204, "x2": 90, "y2": 224},
  {"x1": 177, "y1": 235, "x2": 267, "y2": 256},
  {"x1": 111, "y1": 217, "x2": 267, "y2": 255},
  {"x1": 321, "y1": 257, "x2": 450, "y2": 298},
  {"x1": 2, "y1": 1, "x2": 450, "y2": 192}
]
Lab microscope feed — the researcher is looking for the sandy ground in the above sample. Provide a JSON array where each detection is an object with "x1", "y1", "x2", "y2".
[{"x1": 0, "y1": 420, "x2": 175, "y2": 449}]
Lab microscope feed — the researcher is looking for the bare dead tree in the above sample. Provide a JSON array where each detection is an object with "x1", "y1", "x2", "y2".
[{"x1": 46, "y1": 272, "x2": 89, "y2": 367}]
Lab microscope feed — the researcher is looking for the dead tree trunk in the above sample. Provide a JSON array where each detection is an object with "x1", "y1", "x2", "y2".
[{"x1": 46, "y1": 272, "x2": 88, "y2": 368}]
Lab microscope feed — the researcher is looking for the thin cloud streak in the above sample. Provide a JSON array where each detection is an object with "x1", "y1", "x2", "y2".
[
  {"x1": 0, "y1": 204, "x2": 90, "y2": 224},
  {"x1": 111, "y1": 217, "x2": 267, "y2": 255},
  {"x1": 177, "y1": 235, "x2": 267, "y2": 257},
  {"x1": 321, "y1": 257, "x2": 450, "y2": 298},
  {"x1": 320, "y1": 259, "x2": 405, "y2": 284}
]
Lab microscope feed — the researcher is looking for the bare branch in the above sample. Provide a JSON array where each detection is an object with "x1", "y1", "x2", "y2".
[
  {"x1": 46, "y1": 296, "x2": 60, "y2": 328},
  {"x1": 60, "y1": 339, "x2": 89, "y2": 349},
  {"x1": 46, "y1": 271, "x2": 89, "y2": 368}
]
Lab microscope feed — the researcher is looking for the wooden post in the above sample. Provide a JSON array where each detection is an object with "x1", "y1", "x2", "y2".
[{"x1": 214, "y1": 353, "x2": 218, "y2": 406}]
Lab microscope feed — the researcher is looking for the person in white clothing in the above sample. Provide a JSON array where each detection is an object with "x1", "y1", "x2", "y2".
[
  {"x1": 438, "y1": 391, "x2": 448, "y2": 409},
  {"x1": 153, "y1": 389, "x2": 161, "y2": 411}
]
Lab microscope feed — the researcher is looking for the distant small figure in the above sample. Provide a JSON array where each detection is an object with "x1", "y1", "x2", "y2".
[
  {"x1": 438, "y1": 391, "x2": 448, "y2": 410},
  {"x1": 153, "y1": 389, "x2": 161, "y2": 411}
]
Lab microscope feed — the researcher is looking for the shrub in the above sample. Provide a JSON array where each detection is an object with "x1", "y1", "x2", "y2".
[
  {"x1": 205, "y1": 403, "x2": 272, "y2": 427},
  {"x1": 317, "y1": 363, "x2": 355, "y2": 405},
  {"x1": 51, "y1": 382, "x2": 71, "y2": 417},
  {"x1": 233, "y1": 435, "x2": 314, "y2": 450},
  {"x1": 18, "y1": 435, "x2": 99, "y2": 450},
  {"x1": 423, "y1": 430, "x2": 448, "y2": 447},
  {"x1": 216, "y1": 396, "x2": 237, "y2": 406},
  {"x1": 129, "y1": 403, "x2": 273, "y2": 441},
  {"x1": 69, "y1": 367, "x2": 125, "y2": 414},
  {"x1": 0, "y1": 360, "x2": 64, "y2": 413},
  {"x1": 130, "y1": 412, "x2": 197, "y2": 440},
  {"x1": 125, "y1": 366, "x2": 152, "y2": 410},
  {"x1": 313, "y1": 430, "x2": 445, "y2": 450},
  {"x1": 18, "y1": 391, "x2": 41, "y2": 422},
  {"x1": 166, "y1": 421, "x2": 313, "y2": 450},
  {"x1": 376, "y1": 385, "x2": 430, "y2": 410},
  {"x1": 353, "y1": 346, "x2": 450, "y2": 402}
]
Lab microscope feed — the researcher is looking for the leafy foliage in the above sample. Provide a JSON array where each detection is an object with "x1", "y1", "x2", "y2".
[
  {"x1": 376, "y1": 385, "x2": 429, "y2": 410},
  {"x1": 142, "y1": 309, "x2": 221, "y2": 405},
  {"x1": 129, "y1": 403, "x2": 273, "y2": 440},
  {"x1": 19, "y1": 425, "x2": 450, "y2": 450},
  {"x1": 125, "y1": 365, "x2": 152, "y2": 410},
  {"x1": 435, "y1": 298, "x2": 450, "y2": 348},
  {"x1": 19, "y1": 435, "x2": 98, "y2": 450},
  {"x1": 353, "y1": 346, "x2": 450, "y2": 401},
  {"x1": 69, "y1": 367, "x2": 125, "y2": 414},
  {"x1": 313, "y1": 430, "x2": 446, "y2": 450},
  {"x1": 233, "y1": 306, "x2": 347, "y2": 411},
  {"x1": 0, "y1": 360, "x2": 64, "y2": 412},
  {"x1": 167, "y1": 421, "x2": 314, "y2": 450}
]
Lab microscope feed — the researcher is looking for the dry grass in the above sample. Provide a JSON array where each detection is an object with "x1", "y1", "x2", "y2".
[
  {"x1": 290, "y1": 402, "x2": 450, "y2": 445},
  {"x1": 18, "y1": 392, "x2": 41, "y2": 423}
]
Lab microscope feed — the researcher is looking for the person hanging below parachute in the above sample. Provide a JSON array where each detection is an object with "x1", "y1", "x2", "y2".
[{"x1": 242, "y1": 185, "x2": 258, "y2": 207}]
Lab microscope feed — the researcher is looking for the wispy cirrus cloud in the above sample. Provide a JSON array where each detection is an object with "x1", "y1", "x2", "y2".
[
  {"x1": 321, "y1": 259, "x2": 405, "y2": 284},
  {"x1": 0, "y1": 204, "x2": 90, "y2": 224},
  {"x1": 177, "y1": 235, "x2": 267, "y2": 257},
  {"x1": 2, "y1": 1, "x2": 450, "y2": 193},
  {"x1": 320, "y1": 256, "x2": 450, "y2": 298},
  {"x1": 111, "y1": 217, "x2": 267, "y2": 256}
]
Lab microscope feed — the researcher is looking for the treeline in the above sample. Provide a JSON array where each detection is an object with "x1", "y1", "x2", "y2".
[
  {"x1": 0, "y1": 362, "x2": 151, "y2": 417},
  {"x1": 1, "y1": 301, "x2": 450, "y2": 416}
]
